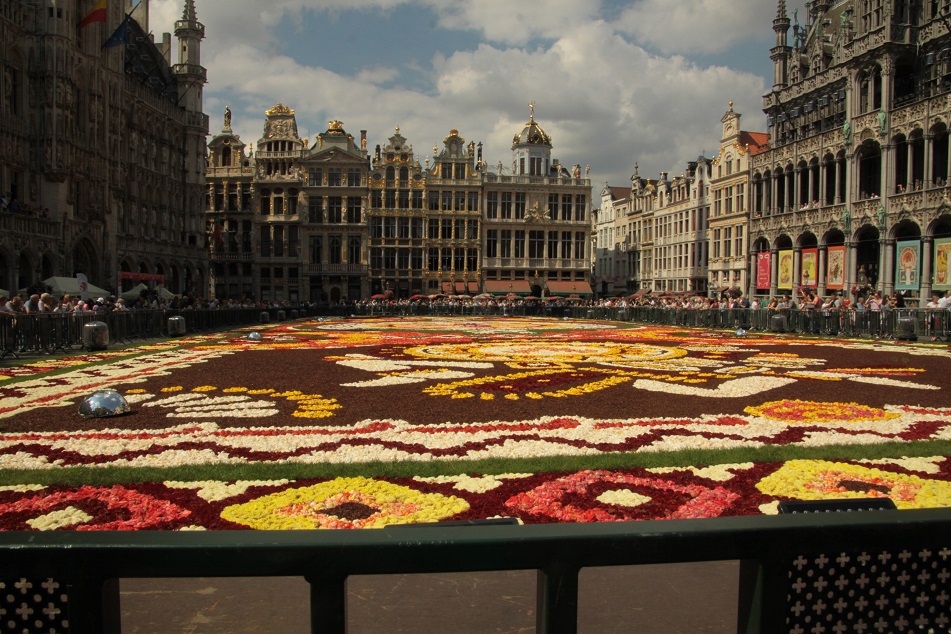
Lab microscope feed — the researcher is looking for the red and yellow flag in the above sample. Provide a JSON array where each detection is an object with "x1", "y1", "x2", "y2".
[{"x1": 80, "y1": 0, "x2": 107, "y2": 28}]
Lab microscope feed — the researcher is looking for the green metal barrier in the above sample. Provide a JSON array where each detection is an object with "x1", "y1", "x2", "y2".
[{"x1": 1, "y1": 508, "x2": 948, "y2": 633}]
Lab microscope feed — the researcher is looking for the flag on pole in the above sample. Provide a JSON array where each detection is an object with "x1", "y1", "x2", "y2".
[
  {"x1": 80, "y1": 0, "x2": 107, "y2": 28},
  {"x1": 103, "y1": 14, "x2": 131, "y2": 48}
]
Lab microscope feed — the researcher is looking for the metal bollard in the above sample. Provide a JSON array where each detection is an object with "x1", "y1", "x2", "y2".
[
  {"x1": 290, "y1": 310, "x2": 299, "y2": 319},
  {"x1": 167, "y1": 316, "x2": 186, "y2": 336},
  {"x1": 260, "y1": 312, "x2": 270, "y2": 324},
  {"x1": 83, "y1": 321, "x2": 109, "y2": 350},
  {"x1": 277, "y1": 310, "x2": 286, "y2": 321}
]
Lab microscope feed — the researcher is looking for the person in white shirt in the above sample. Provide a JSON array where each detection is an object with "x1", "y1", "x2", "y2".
[{"x1": 938, "y1": 291, "x2": 951, "y2": 309}]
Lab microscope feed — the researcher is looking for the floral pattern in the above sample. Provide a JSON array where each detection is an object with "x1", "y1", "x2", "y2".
[{"x1": 1, "y1": 317, "x2": 950, "y2": 531}]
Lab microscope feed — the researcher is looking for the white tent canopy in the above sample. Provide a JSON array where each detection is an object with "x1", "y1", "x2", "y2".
[
  {"x1": 156, "y1": 286, "x2": 177, "y2": 299},
  {"x1": 41, "y1": 276, "x2": 110, "y2": 298},
  {"x1": 0, "y1": 288, "x2": 9, "y2": 298},
  {"x1": 121, "y1": 283, "x2": 149, "y2": 301}
]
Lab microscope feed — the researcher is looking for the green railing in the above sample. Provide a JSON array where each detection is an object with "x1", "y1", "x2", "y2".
[{"x1": 2, "y1": 508, "x2": 949, "y2": 633}]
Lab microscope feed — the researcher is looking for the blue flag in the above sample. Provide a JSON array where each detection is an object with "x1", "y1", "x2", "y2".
[{"x1": 103, "y1": 15, "x2": 130, "y2": 48}]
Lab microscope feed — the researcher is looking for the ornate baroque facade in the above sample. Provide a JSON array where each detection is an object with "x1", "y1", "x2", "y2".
[
  {"x1": 0, "y1": 0, "x2": 209, "y2": 295},
  {"x1": 206, "y1": 105, "x2": 592, "y2": 302},
  {"x1": 750, "y1": 0, "x2": 951, "y2": 301}
]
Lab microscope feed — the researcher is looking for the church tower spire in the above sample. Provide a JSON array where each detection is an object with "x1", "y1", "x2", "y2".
[
  {"x1": 771, "y1": 0, "x2": 792, "y2": 89},
  {"x1": 174, "y1": 0, "x2": 206, "y2": 113}
]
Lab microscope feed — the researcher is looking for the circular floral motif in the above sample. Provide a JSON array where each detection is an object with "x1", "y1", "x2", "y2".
[
  {"x1": 220, "y1": 477, "x2": 469, "y2": 529},
  {"x1": 744, "y1": 400, "x2": 900, "y2": 423},
  {"x1": 403, "y1": 340, "x2": 686, "y2": 366}
]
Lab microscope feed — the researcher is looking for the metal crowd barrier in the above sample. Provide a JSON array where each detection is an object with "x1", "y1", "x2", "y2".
[
  {"x1": 3, "y1": 306, "x2": 948, "y2": 360},
  {"x1": 0, "y1": 308, "x2": 319, "y2": 358},
  {"x1": 351, "y1": 305, "x2": 951, "y2": 341},
  {"x1": 0, "y1": 508, "x2": 948, "y2": 633}
]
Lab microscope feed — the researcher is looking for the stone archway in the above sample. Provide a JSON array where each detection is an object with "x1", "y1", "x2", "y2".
[{"x1": 71, "y1": 238, "x2": 99, "y2": 284}]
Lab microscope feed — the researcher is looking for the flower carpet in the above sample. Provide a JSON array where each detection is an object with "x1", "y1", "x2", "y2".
[{"x1": 1, "y1": 316, "x2": 950, "y2": 531}]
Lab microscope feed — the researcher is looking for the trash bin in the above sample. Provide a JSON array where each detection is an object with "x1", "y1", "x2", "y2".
[
  {"x1": 277, "y1": 310, "x2": 286, "y2": 321},
  {"x1": 770, "y1": 314, "x2": 786, "y2": 333},
  {"x1": 83, "y1": 321, "x2": 109, "y2": 350},
  {"x1": 896, "y1": 317, "x2": 917, "y2": 341},
  {"x1": 167, "y1": 316, "x2": 186, "y2": 336},
  {"x1": 290, "y1": 309, "x2": 299, "y2": 319},
  {"x1": 260, "y1": 311, "x2": 270, "y2": 323}
]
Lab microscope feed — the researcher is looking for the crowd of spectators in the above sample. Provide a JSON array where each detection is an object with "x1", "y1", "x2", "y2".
[{"x1": 0, "y1": 194, "x2": 52, "y2": 219}]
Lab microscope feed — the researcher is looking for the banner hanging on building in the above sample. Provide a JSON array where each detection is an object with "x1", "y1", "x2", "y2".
[
  {"x1": 800, "y1": 248, "x2": 818, "y2": 288},
  {"x1": 756, "y1": 252, "x2": 771, "y2": 290},
  {"x1": 826, "y1": 246, "x2": 846, "y2": 290},
  {"x1": 777, "y1": 250, "x2": 794, "y2": 290},
  {"x1": 895, "y1": 240, "x2": 921, "y2": 291},
  {"x1": 935, "y1": 238, "x2": 951, "y2": 291}
]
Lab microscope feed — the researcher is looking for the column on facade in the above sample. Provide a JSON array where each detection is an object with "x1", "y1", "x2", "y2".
[
  {"x1": 920, "y1": 236, "x2": 933, "y2": 302},
  {"x1": 924, "y1": 134, "x2": 934, "y2": 189},
  {"x1": 881, "y1": 238, "x2": 895, "y2": 295},
  {"x1": 771, "y1": 171, "x2": 778, "y2": 214},
  {"x1": 818, "y1": 246, "x2": 827, "y2": 295},
  {"x1": 907, "y1": 141, "x2": 915, "y2": 188},
  {"x1": 770, "y1": 248, "x2": 779, "y2": 297},
  {"x1": 793, "y1": 247, "x2": 802, "y2": 297},
  {"x1": 793, "y1": 167, "x2": 802, "y2": 210}
]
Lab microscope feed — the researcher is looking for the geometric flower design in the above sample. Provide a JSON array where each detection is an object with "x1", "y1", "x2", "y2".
[
  {"x1": 744, "y1": 400, "x2": 900, "y2": 423},
  {"x1": 220, "y1": 477, "x2": 469, "y2": 529},
  {"x1": 0, "y1": 485, "x2": 192, "y2": 531},
  {"x1": 504, "y1": 470, "x2": 741, "y2": 522},
  {"x1": 755, "y1": 460, "x2": 951, "y2": 509}
]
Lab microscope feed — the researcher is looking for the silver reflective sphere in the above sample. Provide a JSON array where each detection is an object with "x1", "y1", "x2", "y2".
[
  {"x1": 248, "y1": 332, "x2": 262, "y2": 341},
  {"x1": 735, "y1": 328, "x2": 747, "y2": 337},
  {"x1": 79, "y1": 390, "x2": 131, "y2": 418}
]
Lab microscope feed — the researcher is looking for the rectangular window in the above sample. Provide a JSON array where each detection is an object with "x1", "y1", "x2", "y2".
[
  {"x1": 467, "y1": 191, "x2": 479, "y2": 212},
  {"x1": 347, "y1": 198, "x2": 361, "y2": 224},
  {"x1": 442, "y1": 219, "x2": 452, "y2": 239},
  {"x1": 500, "y1": 230, "x2": 512, "y2": 257},
  {"x1": 328, "y1": 169, "x2": 342, "y2": 186},
  {"x1": 574, "y1": 232, "x2": 585, "y2": 259},
  {"x1": 515, "y1": 193, "x2": 526, "y2": 220},
  {"x1": 413, "y1": 190, "x2": 423, "y2": 210},
  {"x1": 486, "y1": 192, "x2": 498, "y2": 218},
  {"x1": 428, "y1": 219, "x2": 439, "y2": 239},
  {"x1": 348, "y1": 169, "x2": 361, "y2": 186},
  {"x1": 501, "y1": 193, "x2": 512, "y2": 219},
  {"x1": 548, "y1": 194, "x2": 559, "y2": 218},
  {"x1": 327, "y1": 197, "x2": 342, "y2": 224},
  {"x1": 442, "y1": 191, "x2": 452, "y2": 211},
  {"x1": 308, "y1": 197, "x2": 322, "y2": 223},
  {"x1": 575, "y1": 195, "x2": 586, "y2": 222},
  {"x1": 529, "y1": 230, "x2": 545, "y2": 258},
  {"x1": 562, "y1": 194, "x2": 572, "y2": 220},
  {"x1": 309, "y1": 170, "x2": 322, "y2": 186},
  {"x1": 455, "y1": 191, "x2": 465, "y2": 211},
  {"x1": 486, "y1": 230, "x2": 498, "y2": 258},
  {"x1": 514, "y1": 230, "x2": 525, "y2": 258},
  {"x1": 724, "y1": 227, "x2": 732, "y2": 258},
  {"x1": 725, "y1": 186, "x2": 733, "y2": 214},
  {"x1": 737, "y1": 184, "x2": 745, "y2": 212},
  {"x1": 455, "y1": 163, "x2": 466, "y2": 179}
]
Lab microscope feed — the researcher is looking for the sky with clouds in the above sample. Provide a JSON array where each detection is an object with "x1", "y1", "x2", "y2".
[{"x1": 146, "y1": 0, "x2": 807, "y2": 193}]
